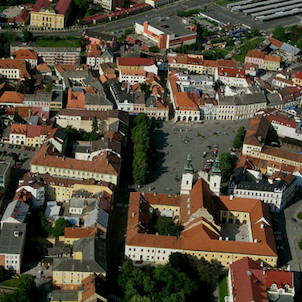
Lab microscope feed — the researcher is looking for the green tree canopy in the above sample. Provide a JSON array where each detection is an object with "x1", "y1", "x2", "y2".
[
  {"x1": 272, "y1": 26, "x2": 286, "y2": 42},
  {"x1": 232, "y1": 126, "x2": 246, "y2": 149},
  {"x1": 52, "y1": 218, "x2": 70, "y2": 238},
  {"x1": 220, "y1": 152, "x2": 233, "y2": 180},
  {"x1": 155, "y1": 216, "x2": 183, "y2": 236}
]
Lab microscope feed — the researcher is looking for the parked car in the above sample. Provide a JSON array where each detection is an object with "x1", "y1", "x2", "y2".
[{"x1": 291, "y1": 218, "x2": 297, "y2": 223}]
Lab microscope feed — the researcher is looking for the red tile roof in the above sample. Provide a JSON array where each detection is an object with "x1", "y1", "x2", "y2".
[
  {"x1": 0, "y1": 91, "x2": 24, "y2": 104},
  {"x1": 10, "y1": 123, "x2": 27, "y2": 135},
  {"x1": 26, "y1": 125, "x2": 41, "y2": 138},
  {"x1": 230, "y1": 257, "x2": 267, "y2": 302},
  {"x1": 294, "y1": 71, "x2": 302, "y2": 80},
  {"x1": 217, "y1": 67, "x2": 246, "y2": 78},
  {"x1": 118, "y1": 57, "x2": 155, "y2": 67},
  {"x1": 15, "y1": 9, "x2": 29, "y2": 23},
  {"x1": 246, "y1": 50, "x2": 265, "y2": 60},
  {"x1": 55, "y1": 0, "x2": 72, "y2": 15},
  {"x1": 32, "y1": 0, "x2": 51, "y2": 12},
  {"x1": 264, "y1": 268, "x2": 293, "y2": 288},
  {"x1": 64, "y1": 226, "x2": 97, "y2": 239}
]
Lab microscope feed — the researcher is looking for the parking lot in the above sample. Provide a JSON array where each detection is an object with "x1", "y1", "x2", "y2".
[{"x1": 135, "y1": 119, "x2": 249, "y2": 194}]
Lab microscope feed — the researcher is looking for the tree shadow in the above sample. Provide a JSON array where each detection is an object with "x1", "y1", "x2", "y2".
[{"x1": 147, "y1": 127, "x2": 169, "y2": 184}]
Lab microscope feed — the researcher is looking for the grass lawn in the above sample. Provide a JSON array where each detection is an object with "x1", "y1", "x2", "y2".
[
  {"x1": 0, "y1": 278, "x2": 19, "y2": 288},
  {"x1": 36, "y1": 37, "x2": 81, "y2": 48},
  {"x1": 297, "y1": 212, "x2": 302, "y2": 220},
  {"x1": 299, "y1": 240, "x2": 302, "y2": 251},
  {"x1": 219, "y1": 276, "x2": 228, "y2": 302}
]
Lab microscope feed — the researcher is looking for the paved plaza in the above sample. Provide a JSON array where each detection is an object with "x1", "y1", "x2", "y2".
[
  {"x1": 221, "y1": 222, "x2": 252, "y2": 242},
  {"x1": 136, "y1": 119, "x2": 250, "y2": 194}
]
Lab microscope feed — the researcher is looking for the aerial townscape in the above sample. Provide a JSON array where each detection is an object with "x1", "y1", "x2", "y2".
[{"x1": 0, "y1": 0, "x2": 302, "y2": 301}]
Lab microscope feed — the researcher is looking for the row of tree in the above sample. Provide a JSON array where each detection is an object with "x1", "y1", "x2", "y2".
[
  {"x1": 233, "y1": 126, "x2": 246, "y2": 149},
  {"x1": 118, "y1": 253, "x2": 226, "y2": 301},
  {"x1": 131, "y1": 114, "x2": 154, "y2": 185}
]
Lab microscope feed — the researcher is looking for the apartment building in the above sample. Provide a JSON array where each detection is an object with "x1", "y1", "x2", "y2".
[
  {"x1": 52, "y1": 237, "x2": 106, "y2": 290},
  {"x1": 244, "y1": 50, "x2": 265, "y2": 69},
  {"x1": 168, "y1": 72, "x2": 200, "y2": 122},
  {"x1": 12, "y1": 49, "x2": 38, "y2": 68},
  {"x1": 167, "y1": 53, "x2": 204, "y2": 74},
  {"x1": 30, "y1": 0, "x2": 73, "y2": 29},
  {"x1": 37, "y1": 47, "x2": 81, "y2": 66},
  {"x1": 215, "y1": 67, "x2": 248, "y2": 87},
  {"x1": 0, "y1": 223, "x2": 26, "y2": 274},
  {"x1": 119, "y1": 69, "x2": 146, "y2": 84},
  {"x1": 263, "y1": 55, "x2": 281, "y2": 71},
  {"x1": 229, "y1": 168, "x2": 296, "y2": 212},
  {"x1": 30, "y1": 141, "x2": 121, "y2": 184},
  {"x1": 56, "y1": 109, "x2": 129, "y2": 135},
  {"x1": 217, "y1": 89, "x2": 267, "y2": 120},
  {"x1": 117, "y1": 57, "x2": 158, "y2": 75},
  {"x1": 125, "y1": 179, "x2": 277, "y2": 267},
  {"x1": 134, "y1": 16, "x2": 197, "y2": 50},
  {"x1": 256, "y1": 108, "x2": 302, "y2": 141},
  {"x1": 145, "y1": 0, "x2": 174, "y2": 8}
]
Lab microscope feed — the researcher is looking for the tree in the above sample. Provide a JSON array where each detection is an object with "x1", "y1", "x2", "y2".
[
  {"x1": 149, "y1": 46, "x2": 160, "y2": 53},
  {"x1": 92, "y1": 116, "x2": 98, "y2": 133},
  {"x1": 220, "y1": 152, "x2": 232, "y2": 180},
  {"x1": 232, "y1": 126, "x2": 246, "y2": 149},
  {"x1": 0, "y1": 266, "x2": 12, "y2": 282},
  {"x1": 272, "y1": 26, "x2": 286, "y2": 42},
  {"x1": 22, "y1": 29, "x2": 33, "y2": 42},
  {"x1": 131, "y1": 113, "x2": 153, "y2": 185},
  {"x1": 45, "y1": 81, "x2": 53, "y2": 92},
  {"x1": 250, "y1": 27, "x2": 260, "y2": 37},
  {"x1": 73, "y1": 0, "x2": 89, "y2": 12},
  {"x1": 155, "y1": 216, "x2": 183, "y2": 236},
  {"x1": 52, "y1": 218, "x2": 70, "y2": 237}
]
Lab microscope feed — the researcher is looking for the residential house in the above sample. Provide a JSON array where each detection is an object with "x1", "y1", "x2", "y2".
[
  {"x1": 52, "y1": 237, "x2": 106, "y2": 290},
  {"x1": 0, "y1": 59, "x2": 30, "y2": 79},
  {"x1": 30, "y1": 142, "x2": 121, "y2": 185},
  {"x1": 244, "y1": 50, "x2": 265, "y2": 69},
  {"x1": 1, "y1": 200, "x2": 30, "y2": 228},
  {"x1": 263, "y1": 55, "x2": 281, "y2": 71},
  {"x1": 293, "y1": 71, "x2": 302, "y2": 87},
  {"x1": 117, "y1": 57, "x2": 158, "y2": 75},
  {"x1": 167, "y1": 53, "x2": 204, "y2": 74},
  {"x1": 0, "y1": 223, "x2": 26, "y2": 274},
  {"x1": 215, "y1": 67, "x2": 248, "y2": 87},
  {"x1": 13, "y1": 49, "x2": 38, "y2": 68}
]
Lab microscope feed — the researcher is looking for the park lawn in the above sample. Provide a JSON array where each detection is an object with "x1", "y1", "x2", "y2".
[
  {"x1": 297, "y1": 212, "x2": 302, "y2": 220},
  {"x1": 219, "y1": 276, "x2": 228, "y2": 302},
  {"x1": 36, "y1": 37, "x2": 81, "y2": 48},
  {"x1": 0, "y1": 278, "x2": 19, "y2": 288}
]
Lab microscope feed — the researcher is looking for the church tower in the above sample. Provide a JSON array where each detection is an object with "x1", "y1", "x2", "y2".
[
  {"x1": 180, "y1": 154, "x2": 194, "y2": 195},
  {"x1": 210, "y1": 155, "x2": 222, "y2": 196}
]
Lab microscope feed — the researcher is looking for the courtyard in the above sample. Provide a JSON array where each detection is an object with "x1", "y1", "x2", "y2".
[
  {"x1": 220, "y1": 222, "x2": 252, "y2": 242},
  {"x1": 136, "y1": 119, "x2": 250, "y2": 194}
]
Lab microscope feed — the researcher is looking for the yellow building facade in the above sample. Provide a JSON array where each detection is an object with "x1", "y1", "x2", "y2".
[{"x1": 31, "y1": 8, "x2": 64, "y2": 29}]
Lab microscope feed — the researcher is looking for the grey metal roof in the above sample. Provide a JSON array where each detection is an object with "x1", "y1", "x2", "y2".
[
  {"x1": 266, "y1": 92, "x2": 283, "y2": 107},
  {"x1": 51, "y1": 290, "x2": 78, "y2": 301},
  {"x1": 1, "y1": 200, "x2": 29, "y2": 223},
  {"x1": 85, "y1": 94, "x2": 113, "y2": 107},
  {"x1": 84, "y1": 208, "x2": 108, "y2": 229},
  {"x1": 37, "y1": 47, "x2": 81, "y2": 53},
  {"x1": 219, "y1": 91, "x2": 267, "y2": 106},
  {"x1": 0, "y1": 223, "x2": 26, "y2": 255},
  {"x1": 53, "y1": 238, "x2": 106, "y2": 274},
  {"x1": 280, "y1": 43, "x2": 300, "y2": 55}
]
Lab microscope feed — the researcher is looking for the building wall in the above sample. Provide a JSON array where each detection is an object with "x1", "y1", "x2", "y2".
[
  {"x1": 174, "y1": 109, "x2": 200, "y2": 123},
  {"x1": 9, "y1": 134, "x2": 26, "y2": 145},
  {"x1": 30, "y1": 11, "x2": 65, "y2": 29},
  {"x1": 271, "y1": 122, "x2": 302, "y2": 141},
  {"x1": 245, "y1": 57, "x2": 263, "y2": 69},
  {"x1": 263, "y1": 60, "x2": 280, "y2": 71},
  {"x1": 53, "y1": 271, "x2": 93, "y2": 290},
  {"x1": 0, "y1": 68, "x2": 21, "y2": 79},
  {"x1": 30, "y1": 164, "x2": 118, "y2": 184}
]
